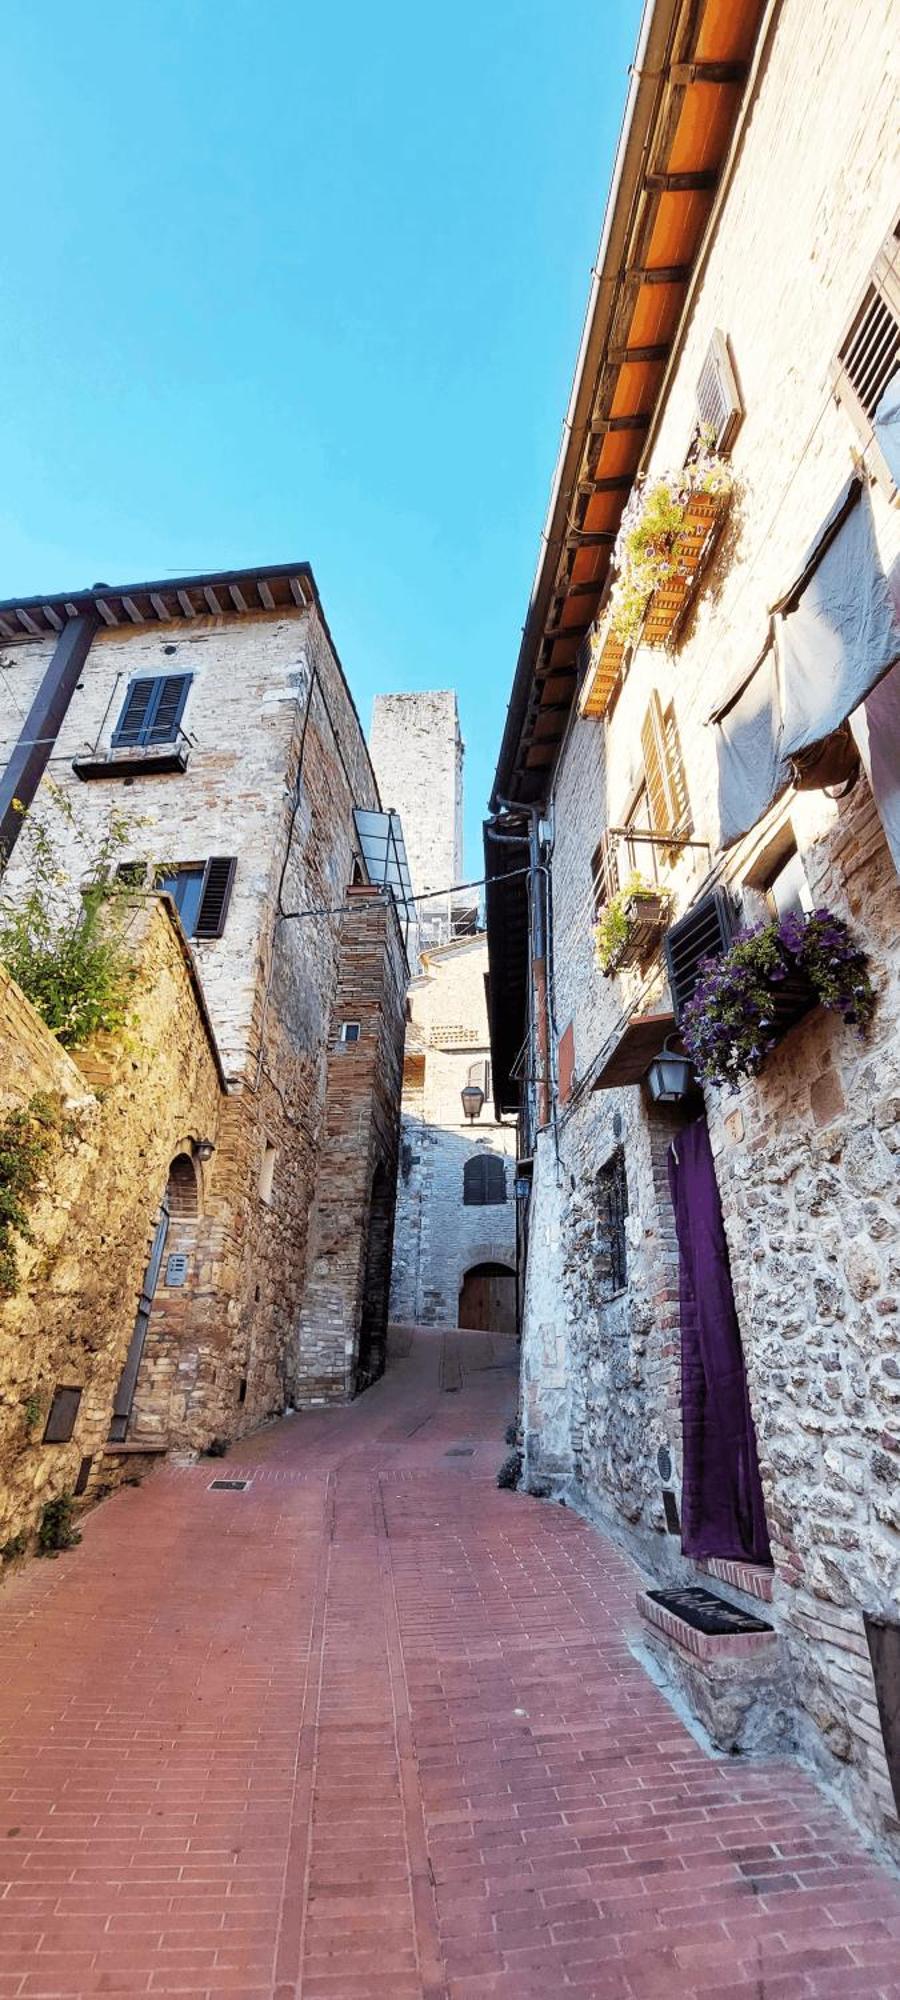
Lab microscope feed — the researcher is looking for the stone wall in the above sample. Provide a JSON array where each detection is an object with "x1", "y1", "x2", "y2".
[
  {"x1": 390, "y1": 934, "x2": 518, "y2": 1326},
  {"x1": 296, "y1": 889, "x2": 406, "y2": 1400},
  {"x1": 515, "y1": 0, "x2": 900, "y2": 1846},
  {"x1": 0, "y1": 901, "x2": 223, "y2": 1551}
]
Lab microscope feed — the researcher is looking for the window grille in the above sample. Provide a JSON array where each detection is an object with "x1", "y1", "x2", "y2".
[
  {"x1": 463, "y1": 1154, "x2": 507, "y2": 1206},
  {"x1": 833, "y1": 219, "x2": 900, "y2": 492},
  {"x1": 112, "y1": 674, "x2": 192, "y2": 749},
  {"x1": 695, "y1": 329, "x2": 743, "y2": 453},
  {"x1": 597, "y1": 1149, "x2": 628, "y2": 1295}
]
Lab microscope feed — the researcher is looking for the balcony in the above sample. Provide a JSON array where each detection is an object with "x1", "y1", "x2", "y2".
[{"x1": 72, "y1": 728, "x2": 191, "y2": 781}]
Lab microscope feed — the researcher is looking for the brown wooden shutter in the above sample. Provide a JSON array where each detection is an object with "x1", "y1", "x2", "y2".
[
  {"x1": 663, "y1": 701, "x2": 690, "y2": 832},
  {"x1": 558, "y1": 1021, "x2": 575, "y2": 1105},
  {"x1": 641, "y1": 692, "x2": 676, "y2": 837},
  {"x1": 195, "y1": 857, "x2": 237, "y2": 939}
]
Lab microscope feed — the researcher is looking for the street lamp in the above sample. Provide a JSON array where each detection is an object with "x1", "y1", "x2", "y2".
[
  {"x1": 461, "y1": 1083, "x2": 485, "y2": 1122},
  {"x1": 645, "y1": 1037, "x2": 696, "y2": 1104}
]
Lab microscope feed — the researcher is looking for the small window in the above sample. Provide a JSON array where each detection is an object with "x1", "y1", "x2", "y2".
[
  {"x1": 340, "y1": 1021, "x2": 361, "y2": 1044},
  {"x1": 112, "y1": 674, "x2": 192, "y2": 749},
  {"x1": 463, "y1": 1154, "x2": 507, "y2": 1206},
  {"x1": 259, "y1": 1141, "x2": 276, "y2": 1205},
  {"x1": 42, "y1": 1386, "x2": 82, "y2": 1444},
  {"x1": 466, "y1": 1058, "x2": 490, "y2": 1097},
  {"x1": 597, "y1": 1150, "x2": 628, "y2": 1296},
  {"x1": 833, "y1": 217, "x2": 900, "y2": 494},
  {"x1": 757, "y1": 838, "x2": 813, "y2": 923},
  {"x1": 694, "y1": 329, "x2": 742, "y2": 453},
  {"x1": 157, "y1": 857, "x2": 237, "y2": 939}
]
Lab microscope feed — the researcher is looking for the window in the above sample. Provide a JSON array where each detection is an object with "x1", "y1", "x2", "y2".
[
  {"x1": 833, "y1": 217, "x2": 900, "y2": 493},
  {"x1": 694, "y1": 329, "x2": 742, "y2": 453},
  {"x1": 112, "y1": 674, "x2": 192, "y2": 749},
  {"x1": 42, "y1": 1386, "x2": 82, "y2": 1444},
  {"x1": 340, "y1": 1021, "x2": 361, "y2": 1044},
  {"x1": 463, "y1": 1154, "x2": 507, "y2": 1206},
  {"x1": 157, "y1": 857, "x2": 237, "y2": 939},
  {"x1": 597, "y1": 1150, "x2": 628, "y2": 1296},
  {"x1": 467, "y1": 1058, "x2": 491, "y2": 1098},
  {"x1": 259, "y1": 1141, "x2": 276, "y2": 1205}
]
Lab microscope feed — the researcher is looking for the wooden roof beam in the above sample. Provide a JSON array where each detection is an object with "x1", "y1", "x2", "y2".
[
  {"x1": 177, "y1": 590, "x2": 197, "y2": 619},
  {"x1": 669, "y1": 59, "x2": 748, "y2": 85},
  {"x1": 203, "y1": 586, "x2": 224, "y2": 615},
  {"x1": 95, "y1": 600, "x2": 118, "y2": 627},
  {"x1": 257, "y1": 579, "x2": 275, "y2": 610},
  {"x1": 16, "y1": 607, "x2": 42, "y2": 634},
  {"x1": 121, "y1": 597, "x2": 144, "y2": 624},
  {"x1": 42, "y1": 604, "x2": 63, "y2": 631},
  {"x1": 644, "y1": 170, "x2": 718, "y2": 193},
  {"x1": 608, "y1": 341, "x2": 671, "y2": 364},
  {"x1": 228, "y1": 584, "x2": 248, "y2": 613},
  {"x1": 590, "y1": 413, "x2": 650, "y2": 436},
  {"x1": 289, "y1": 576, "x2": 307, "y2": 607}
]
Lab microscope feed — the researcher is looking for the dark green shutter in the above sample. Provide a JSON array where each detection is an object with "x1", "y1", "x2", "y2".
[
  {"x1": 195, "y1": 857, "x2": 237, "y2": 939},
  {"x1": 112, "y1": 677, "x2": 157, "y2": 746},
  {"x1": 112, "y1": 673, "x2": 192, "y2": 748},
  {"x1": 147, "y1": 674, "x2": 191, "y2": 744}
]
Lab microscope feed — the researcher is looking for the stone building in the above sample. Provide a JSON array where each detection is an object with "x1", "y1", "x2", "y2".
[
  {"x1": 0, "y1": 563, "x2": 406, "y2": 1544},
  {"x1": 390, "y1": 931, "x2": 518, "y2": 1332},
  {"x1": 370, "y1": 690, "x2": 471, "y2": 949},
  {"x1": 486, "y1": 0, "x2": 900, "y2": 1849}
]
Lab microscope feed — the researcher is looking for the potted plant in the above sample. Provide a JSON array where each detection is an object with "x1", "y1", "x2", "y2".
[
  {"x1": 608, "y1": 445, "x2": 734, "y2": 653},
  {"x1": 681, "y1": 907, "x2": 876, "y2": 1090},
  {"x1": 593, "y1": 872, "x2": 671, "y2": 976}
]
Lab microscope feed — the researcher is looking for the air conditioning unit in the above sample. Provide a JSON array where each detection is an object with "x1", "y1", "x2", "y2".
[{"x1": 663, "y1": 888, "x2": 739, "y2": 1022}]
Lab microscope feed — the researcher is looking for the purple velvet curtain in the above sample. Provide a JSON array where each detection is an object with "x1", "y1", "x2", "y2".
[{"x1": 668, "y1": 1118, "x2": 772, "y2": 1566}]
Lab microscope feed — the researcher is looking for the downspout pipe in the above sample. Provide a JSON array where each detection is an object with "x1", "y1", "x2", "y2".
[{"x1": 0, "y1": 611, "x2": 99, "y2": 867}]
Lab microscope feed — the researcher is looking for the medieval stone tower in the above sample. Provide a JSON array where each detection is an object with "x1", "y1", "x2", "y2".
[{"x1": 369, "y1": 692, "x2": 464, "y2": 943}]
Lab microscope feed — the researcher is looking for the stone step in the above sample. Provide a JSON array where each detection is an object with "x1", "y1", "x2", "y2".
[{"x1": 102, "y1": 1441, "x2": 169, "y2": 1456}]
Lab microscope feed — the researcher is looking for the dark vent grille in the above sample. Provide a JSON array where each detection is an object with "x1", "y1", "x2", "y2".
[
  {"x1": 209, "y1": 1478, "x2": 248, "y2": 1490},
  {"x1": 664, "y1": 889, "x2": 737, "y2": 1021}
]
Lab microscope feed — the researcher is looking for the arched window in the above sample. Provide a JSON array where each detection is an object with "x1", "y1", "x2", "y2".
[
  {"x1": 463, "y1": 1154, "x2": 507, "y2": 1207},
  {"x1": 167, "y1": 1154, "x2": 199, "y2": 1218}
]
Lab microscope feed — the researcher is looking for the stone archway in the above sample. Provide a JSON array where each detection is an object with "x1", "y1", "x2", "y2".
[{"x1": 458, "y1": 1260, "x2": 516, "y2": 1335}]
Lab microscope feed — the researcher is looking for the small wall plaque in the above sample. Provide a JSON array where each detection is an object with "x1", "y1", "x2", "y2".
[{"x1": 165, "y1": 1253, "x2": 189, "y2": 1288}]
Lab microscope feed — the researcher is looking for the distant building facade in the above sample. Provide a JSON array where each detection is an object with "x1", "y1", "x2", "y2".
[
  {"x1": 0, "y1": 564, "x2": 406, "y2": 1548},
  {"x1": 370, "y1": 690, "x2": 471, "y2": 949}
]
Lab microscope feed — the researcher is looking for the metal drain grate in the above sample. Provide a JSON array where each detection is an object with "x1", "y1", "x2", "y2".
[
  {"x1": 445, "y1": 1447, "x2": 475, "y2": 1457},
  {"x1": 209, "y1": 1478, "x2": 249, "y2": 1491}
]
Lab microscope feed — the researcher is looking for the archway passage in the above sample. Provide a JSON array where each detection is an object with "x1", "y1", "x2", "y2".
[{"x1": 458, "y1": 1261, "x2": 516, "y2": 1335}]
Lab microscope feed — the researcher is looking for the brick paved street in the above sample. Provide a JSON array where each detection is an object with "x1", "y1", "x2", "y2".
[{"x1": 1, "y1": 1326, "x2": 899, "y2": 2000}]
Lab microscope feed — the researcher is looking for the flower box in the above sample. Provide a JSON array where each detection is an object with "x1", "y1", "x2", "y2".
[
  {"x1": 641, "y1": 488, "x2": 729, "y2": 647},
  {"x1": 681, "y1": 908, "x2": 875, "y2": 1090},
  {"x1": 594, "y1": 879, "x2": 671, "y2": 977},
  {"x1": 580, "y1": 610, "x2": 628, "y2": 720}
]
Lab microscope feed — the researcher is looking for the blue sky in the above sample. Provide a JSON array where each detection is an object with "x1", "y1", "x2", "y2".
[{"x1": 4, "y1": 1, "x2": 641, "y2": 875}]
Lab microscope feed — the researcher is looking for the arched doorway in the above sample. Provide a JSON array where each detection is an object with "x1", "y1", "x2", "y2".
[
  {"x1": 458, "y1": 1261, "x2": 516, "y2": 1335},
  {"x1": 108, "y1": 1152, "x2": 200, "y2": 1442}
]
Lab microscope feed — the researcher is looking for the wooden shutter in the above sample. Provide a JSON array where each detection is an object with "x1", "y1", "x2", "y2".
[
  {"x1": 147, "y1": 674, "x2": 191, "y2": 744},
  {"x1": 662, "y1": 702, "x2": 690, "y2": 832},
  {"x1": 641, "y1": 692, "x2": 677, "y2": 837},
  {"x1": 112, "y1": 677, "x2": 158, "y2": 746},
  {"x1": 663, "y1": 889, "x2": 737, "y2": 1020},
  {"x1": 833, "y1": 218, "x2": 900, "y2": 485},
  {"x1": 695, "y1": 329, "x2": 742, "y2": 452},
  {"x1": 558, "y1": 1022, "x2": 575, "y2": 1105},
  {"x1": 112, "y1": 673, "x2": 191, "y2": 748},
  {"x1": 195, "y1": 857, "x2": 237, "y2": 939},
  {"x1": 484, "y1": 1156, "x2": 506, "y2": 1204}
]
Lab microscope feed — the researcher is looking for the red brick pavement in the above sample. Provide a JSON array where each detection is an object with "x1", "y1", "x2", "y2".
[{"x1": 1, "y1": 1326, "x2": 899, "y2": 1999}]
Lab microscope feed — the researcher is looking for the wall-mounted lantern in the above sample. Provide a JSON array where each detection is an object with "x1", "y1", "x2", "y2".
[
  {"x1": 193, "y1": 1137, "x2": 216, "y2": 1163},
  {"x1": 461, "y1": 1083, "x2": 485, "y2": 1122},
  {"x1": 645, "y1": 1037, "x2": 696, "y2": 1105}
]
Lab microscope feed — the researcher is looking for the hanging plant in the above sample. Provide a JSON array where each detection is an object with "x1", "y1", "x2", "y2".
[
  {"x1": 607, "y1": 448, "x2": 735, "y2": 651},
  {"x1": 681, "y1": 908, "x2": 876, "y2": 1090},
  {"x1": 593, "y1": 872, "x2": 671, "y2": 976}
]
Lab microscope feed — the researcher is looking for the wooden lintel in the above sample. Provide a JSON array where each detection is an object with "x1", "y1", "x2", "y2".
[
  {"x1": 203, "y1": 586, "x2": 223, "y2": 616},
  {"x1": 176, "y1": 590, "x2": 196, "y2": 619},
  {"x1": 121, "y1": 597, "x2": 144, "y2": 624},
  {"x1": 258, "y1": 579, "x2": 275, "y2": 610},
  {"x1": 669, "y1": 59, "x2": 748, "y2": 85},
  {"x1": 150, "y1": 593, "x2": 171, "y2": 621},
  {"x1": 645, "y1": 170, "x2": 718, "y2": 193},
  {"x1": 289, "y1": 576, "x2": 306, "y2": 607},
  {"x1": 634, "y1": 264, "x2": 691, "y2": 285},
  {"x1": 590, "y1": 413, "x2": 650, "y2": 435},
  {"x1": 42, "y1": 604, "x2": 64, "y2": 631},
  {"x1": 608, "y1": 342, "x2": 671, "y2": 365},
  {"x1": 95, "y1": 600, "x2": 118, "y2": 627},
  {"x1": 229, "y1": 584, "x2": 248, "y2": 613}
]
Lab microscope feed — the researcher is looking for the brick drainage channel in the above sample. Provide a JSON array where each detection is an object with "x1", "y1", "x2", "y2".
[{"x1": 0, "y1": 1325, "x2": 898, "y2": 1999}]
